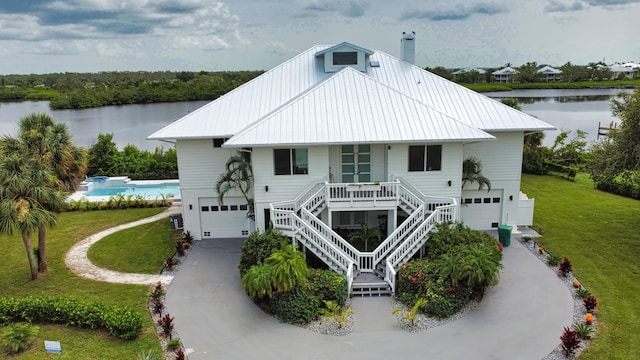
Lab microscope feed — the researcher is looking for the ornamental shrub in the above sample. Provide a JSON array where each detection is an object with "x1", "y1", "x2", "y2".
[
  {"x1": 239, "y1": 229, "x2": 288, "y2": 276},
  {"x1": 0, "y1": 296, "x2": 142, "y2": 340},
  {"x1": 307, "y1": 269, "x2": 348, "y2": 307},
  {"x1": 269, "y1": 286, "x2": 320, "y2": 325},
  {"x1": 396, "y1": 259, "x2": 437, "y2": 296},
  {"x1": 1, "y1": 322, "x2": 39, "y2": 354}
]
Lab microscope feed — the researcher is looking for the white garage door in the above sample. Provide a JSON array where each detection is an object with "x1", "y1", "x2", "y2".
[
  {"x1": 199, "y1": 197, "x2": 250, "y2": 238},
  {"x1": 460, "y1": 190, "x2": 503, "y2": 230}
]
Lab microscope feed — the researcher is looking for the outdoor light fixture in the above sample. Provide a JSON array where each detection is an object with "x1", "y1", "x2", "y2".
[
  {"x1": 509, "y1": 195, "x2": 513, "y2": 201},
  {"x1": 447, "y1": 180, "x2": 452, "y2": 187},
  {"x1": 189, "y1": 204, "x2": 193, "y2": 210},
  {"x1": 265, "y1": 186, "x2": 269, "y2": 192}
]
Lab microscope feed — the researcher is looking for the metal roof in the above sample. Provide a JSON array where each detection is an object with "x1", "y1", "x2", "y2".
[
  {"x1": 537, "y1": 66, "x2": 562, "y2": 74},
  {"x1": 491, "y1": 67, "x2": 518, "y2": 75},
  {"x1": 224, "y1": 67, "x2": 494, "y2": 147},
  {"x1": 148, "y1": 44, "x2": 554, "y2": 143}
]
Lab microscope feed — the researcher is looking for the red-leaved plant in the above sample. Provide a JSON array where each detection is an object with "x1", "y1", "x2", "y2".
[
  {"x1": 560, "y1": 326, "x2": 581, "y2": 357},
  {"x1": 583, "y1": 295, "x2": 598, "y2": 312},
  {"x1": 558, "y1": 257, "x2": 572, "y2": 277},
  {"x1": 151, "y1": 298, "x2": 165, "y2": 316},
  {"x1": 175, "y1": 348, "x2": 185, "y2": 360},
  {"x1": 159, "y1": 313, "x2": 175, "y2": 338}
]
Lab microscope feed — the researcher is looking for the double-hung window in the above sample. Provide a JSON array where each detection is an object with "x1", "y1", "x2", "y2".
[
  {"x1": 274, "y1": 148, "x2": 308, "y2": 175},
  {"x1": 408, "y1": 145, "x2": 442, "y2": 171}
]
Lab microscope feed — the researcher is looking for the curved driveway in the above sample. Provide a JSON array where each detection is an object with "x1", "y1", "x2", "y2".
[{"x1": 166, "y1": 237, "x2": 574, "y2": 360}]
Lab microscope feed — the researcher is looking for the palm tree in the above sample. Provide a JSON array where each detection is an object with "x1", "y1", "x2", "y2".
[
  {"x1": 462, "y1": 156, "x2": 491, "y2": 191},
  {"x1": 241, "y1": 263, "x2": 274, "y2": 300},
  {"x1": 215, "y1": 151, "x2": 254, "y2": 220},
  {"x1": 14, "y1": 113, "x2": 87, "y2": 272},
  {"x1": 348, "y1": 223, "x2": 382, "y2": 252},
  {"x1": 0, "y1": 151, "x2": 63, "y2": 280},
  {"x1": 264, "y1": 244, "x2": 309, "y2": 293}
]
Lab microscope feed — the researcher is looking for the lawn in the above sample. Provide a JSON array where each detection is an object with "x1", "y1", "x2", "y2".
[
  {"x1": 0, "y1": 208, "x2": 168, "y2": 359},
  {"x1": 88, "y1": 218, "x2": 177, "y2": 274},
  {"x1": 522, "y1": 173, "x2": 640, "y2": 360}
]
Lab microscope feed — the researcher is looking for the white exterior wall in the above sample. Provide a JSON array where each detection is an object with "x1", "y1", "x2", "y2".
[
  {"x1": 176, "y1": 139, "x2": 247, "y2": 240},
  {"x1": 253, "y1": 146, "x2": 329, "y2": 231},
  {"x1": 463, "y1": 131, "x2": 524, "y2": 227},
  {"x1": 387, "y1": 142, "x2": 463, "y2": 198}
]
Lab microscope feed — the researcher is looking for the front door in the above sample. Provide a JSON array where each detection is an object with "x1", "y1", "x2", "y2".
[{"x1": 341, "y1": 144, "x2": 371, "y2": 183}]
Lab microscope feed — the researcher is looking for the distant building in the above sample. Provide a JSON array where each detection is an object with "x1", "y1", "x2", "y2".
[
  {"x1": 536, "y1": 66, "x2": 562, "y2": 82},
  {"x1": 609, "y1": 63, "x2": 639, "y2": 79},
  {"x1": 452, "y1": 67, "x2": 486, "y2": 75},
  {"x1": 491, "y1": 67, "x2": 518, "y2": 83}
]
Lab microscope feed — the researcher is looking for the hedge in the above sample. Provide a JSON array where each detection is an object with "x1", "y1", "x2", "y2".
[{"x1": 0, "y1": 296, "x2": 142, "y2": 340}]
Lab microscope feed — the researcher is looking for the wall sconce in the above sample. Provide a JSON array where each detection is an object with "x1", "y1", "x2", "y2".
[
  {"x1": 189, "y1": 204, "x2": 193, "y2": 210},
  {"x1": 447, "y1": 180, "x2": 452, "y2": 187},
  {"x1": 265, "y1": 185, "x2": 269, "y2": 192},
  {"x1": 509, "y1": 195, "x2": 513, "y2": 201},
  {"x1": 388, "y1": 145, "x2": 391, "y2": 150}
]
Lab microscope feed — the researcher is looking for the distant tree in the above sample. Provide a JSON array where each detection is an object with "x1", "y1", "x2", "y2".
[
  {"x1": 560, "y1": 62, "x2": 588, "y2": 82},
  {"x1": 453, "y1": 70, "x2": 482, "y2": 84},
  {"x1": 500, "y1": 98, "x2": 521, "y2": 111},
  {"x1": 426, "y1": 66, "x2": 453, "y2": 80},
  {"x1": 88, "y1": 133, "x2": 118, "y2": 176},
  {"x1": 514, "y1": 62, "x2": 539, "y2": 83}
]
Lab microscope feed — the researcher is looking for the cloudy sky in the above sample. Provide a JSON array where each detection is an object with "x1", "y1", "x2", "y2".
[{"x1": 0, "y1": 0, "x2": 638, "y2": 74}]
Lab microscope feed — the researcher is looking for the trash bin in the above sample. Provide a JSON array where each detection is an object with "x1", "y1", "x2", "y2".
[
  {"x1": 498, "y1": 225, "x2": 512, "y2": 247},
  {"x1": 169, "y1": 213, "x2": 183, "y2": 230}
]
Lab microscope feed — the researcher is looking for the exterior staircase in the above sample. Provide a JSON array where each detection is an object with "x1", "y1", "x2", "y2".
[{"x1": 270, "y1": 179, "x2": 458, "y2": 296}]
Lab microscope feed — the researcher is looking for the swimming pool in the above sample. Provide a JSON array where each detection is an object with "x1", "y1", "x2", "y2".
[
  {"x1": 70, "y1": 177, "x2": 181, "y2": 201},
  {"x1": 85, "y1": 183, "x2": 180, "y2": 197}
]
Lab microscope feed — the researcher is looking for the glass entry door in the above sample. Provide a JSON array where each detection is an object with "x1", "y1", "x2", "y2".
[{"x1": 341, "y1": 144, "x2": 371, "y2": 183}]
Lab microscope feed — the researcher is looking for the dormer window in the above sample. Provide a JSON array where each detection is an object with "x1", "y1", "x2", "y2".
[
  {"x1": 333, "y1": 52, "x2": 357, "y2": 66},
  {"x1": 316, "y1": 42, "x2": 373, "y2": 73}
]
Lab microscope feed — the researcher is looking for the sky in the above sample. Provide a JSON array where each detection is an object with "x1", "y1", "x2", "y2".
[{"x1": 0, "y1": 0, "x2": 639, "y2": 75}]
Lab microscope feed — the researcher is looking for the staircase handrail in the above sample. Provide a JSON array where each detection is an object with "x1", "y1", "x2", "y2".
[
  {"x1": 385, "y1": 259, "x2": 397, "y2": 295},
  {"x1": 371, "y1": 203, "x2": 425, "y2": 266},
  {"x1": 272, "y1": 207, "x2": 354, "y2": 275},
  {"x1": 300, "y1": 208, "x2": 361, "y2": 265},
  {"x1": 346, "y1": 262, "x2": 355, "y2": 295}
]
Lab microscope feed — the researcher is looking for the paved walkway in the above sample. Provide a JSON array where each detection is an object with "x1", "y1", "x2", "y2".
[
  {"x1": 65, "y1": 207, "x2": 181, "y2": 285},
  {"x1": 166, "y1": 236, "x2": 575, "y2": 360}
]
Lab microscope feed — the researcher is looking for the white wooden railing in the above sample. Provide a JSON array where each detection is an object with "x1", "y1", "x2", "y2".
[{"x1": 271, "y1": 179, "x2": 458, "y2": 292}]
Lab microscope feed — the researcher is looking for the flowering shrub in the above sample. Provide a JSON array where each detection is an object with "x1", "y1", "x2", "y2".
[
  {"x1": 307, "y1": 269, "x2": 348, "y2": 307},
  {"x1": 396, "y1": 260, "x2": 437, "y2": 296},
  {"x1": 572, "y1": 280, "x2": 581, "y2": 288},
  {"x1": 585, "y1": 313, "x2": 593, "y2": 325}
]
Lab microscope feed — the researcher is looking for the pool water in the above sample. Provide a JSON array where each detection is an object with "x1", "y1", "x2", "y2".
[{"x1": 85, "y1": 184, "x2": 180, "y2": 198}]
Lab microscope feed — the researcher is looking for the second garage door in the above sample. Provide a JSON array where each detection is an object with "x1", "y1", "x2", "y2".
[
  {"x1": 199, "y1": 197, "x2": 250, "y2": 239},
  {"x1": 460, "y1": 189, "x2": 503, "y2": 230}
]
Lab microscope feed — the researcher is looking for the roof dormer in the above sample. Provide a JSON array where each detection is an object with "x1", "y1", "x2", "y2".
[{"x1": 315, "y1": 42, "x2": 373, "y2": 73}]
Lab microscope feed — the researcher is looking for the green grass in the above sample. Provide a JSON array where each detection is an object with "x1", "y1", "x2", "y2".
[
  {"x1": 0, "y1": 208, "x2": 166, "y2": 359},
  {"x1": 522, "y1": 174, "x2": 640, "y2": 360},
  {"x1": 464, "y1": 80, "x2": 640, "y2": 93},
  {"x1": 88, "y1": 218, "x2": 177, "y2": 274}
]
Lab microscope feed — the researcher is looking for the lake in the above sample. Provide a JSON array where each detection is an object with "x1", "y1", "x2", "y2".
[
  {"x1": 0, "y1": 88, "x2": 631, "y2": 150},
  {"x1": 484, "y1": 88, "x2": 627, "y2": 146},
  {"x1": 0, "y1": 100, "x2": 209, "y2": 151}
]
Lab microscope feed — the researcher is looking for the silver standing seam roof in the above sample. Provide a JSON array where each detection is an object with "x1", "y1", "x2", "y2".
[{"x1": 148, "y1": 43, "x2": 554, "y2": 146}]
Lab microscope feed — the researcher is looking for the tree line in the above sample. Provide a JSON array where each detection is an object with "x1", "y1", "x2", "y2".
[
  {"x1": 427, "y1": 61, "x2": 638, "y2": 84},
  {"x1": 0, "y1": 70, "x2": 263, "y2": 109}
]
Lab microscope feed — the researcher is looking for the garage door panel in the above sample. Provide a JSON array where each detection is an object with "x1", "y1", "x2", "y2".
[
  {"x1": 199, "y1": 197, "x2": 250, "y2": 238},
  {"x1": 461, "y1": 190, "x2": 502, "y2": 230}
]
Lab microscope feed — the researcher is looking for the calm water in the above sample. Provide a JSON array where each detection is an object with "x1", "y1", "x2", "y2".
[
  {"x1": 0, "y1": 100, "x2": 209, "y2": 150},
  {"x1": 484, "y1": 88, "x2": 628, "y2": 146},
  {"x1": 0, "y1": 88, "x2": 630, "y2": 150}
]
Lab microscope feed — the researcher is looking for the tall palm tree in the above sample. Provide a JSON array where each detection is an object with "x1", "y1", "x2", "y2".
[
  {"x1": 215, "y1": 151, "x2": 254, "y2": 220},
  {"x1": 0, "y1": 151, "x2": 63, "y2": 280},
  {"x1": 348, "y1": 223, "x2": 382, "y2": 252},
  {"x1": 14, "y1": 113, "x2": 87, "y2": 272},
  {"x1": 462, "y1": 156, "x2": 491, "y2": 191},
  {"x1": 264, "y1": 244, "x2": 309, "y2": 293}
]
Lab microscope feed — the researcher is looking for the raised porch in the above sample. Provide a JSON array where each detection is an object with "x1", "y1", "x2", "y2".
[{"x1": 270, "y1": 179, "x2": 458, "y2": 296}]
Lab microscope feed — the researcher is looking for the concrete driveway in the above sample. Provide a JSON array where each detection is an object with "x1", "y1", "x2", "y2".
[{"x1": 166, "y1": 237, "x2": 573, "y2": 360}]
